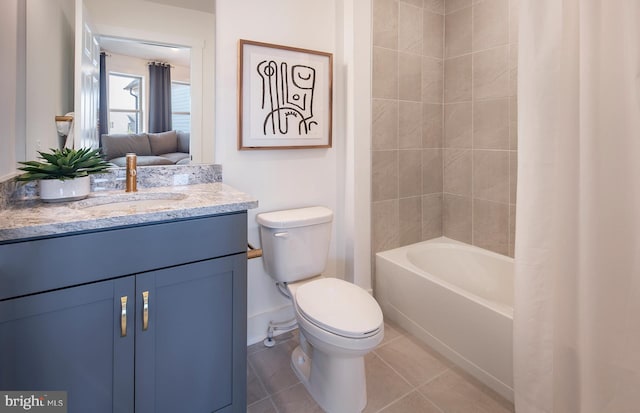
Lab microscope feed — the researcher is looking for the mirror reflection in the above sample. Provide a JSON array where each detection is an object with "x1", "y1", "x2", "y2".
[
  {"x1": 98, "y1": 37, "x2": 192, "y2": 167},
  {"x1": 20, "y1": 0, "x2": 215, "y2": 166}
]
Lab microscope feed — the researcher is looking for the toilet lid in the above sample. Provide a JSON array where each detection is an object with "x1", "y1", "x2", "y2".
[{"x1": 295, "y1": 278, "x2": 383, "y2": 339}]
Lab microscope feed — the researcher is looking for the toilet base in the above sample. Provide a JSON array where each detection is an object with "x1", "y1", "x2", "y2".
[{"x1": 290, "y1": 344, "x2": 367, "y2": 413}]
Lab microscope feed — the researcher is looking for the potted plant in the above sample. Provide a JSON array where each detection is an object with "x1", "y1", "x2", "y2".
[{"x1": 16, "y1": 147, "x2": 111, "y2": 202}]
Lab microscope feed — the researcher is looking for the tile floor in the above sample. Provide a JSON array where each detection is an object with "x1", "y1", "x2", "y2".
[{"x1": 246, "y1": 321, "x2": 514, "y2": 413}]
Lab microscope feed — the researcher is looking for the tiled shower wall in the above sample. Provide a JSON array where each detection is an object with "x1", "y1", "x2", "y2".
[
  {"x1": 372, "y1": 0, "x2": 445, "y2": 254},
  {"x1": 372, "y1": 0, "x2": 518, "y2": 257}
]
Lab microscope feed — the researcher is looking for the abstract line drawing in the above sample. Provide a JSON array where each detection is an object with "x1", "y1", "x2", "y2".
[
  {"x1": 238, "y1": 40, "x2": 333, "y2": 150},
  {"x1": 257, "y1": 61, "x2": 318, "y2": 136}
]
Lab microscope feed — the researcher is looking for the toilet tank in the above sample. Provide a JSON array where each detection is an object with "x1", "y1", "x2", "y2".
[{"x1": 256, "y1": 206, "x2": 333, "y2": 283}]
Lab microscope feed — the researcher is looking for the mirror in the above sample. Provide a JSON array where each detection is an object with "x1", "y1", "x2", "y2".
[{"x1": 19, "y1": 0, "x2": 215, "y2": 165}]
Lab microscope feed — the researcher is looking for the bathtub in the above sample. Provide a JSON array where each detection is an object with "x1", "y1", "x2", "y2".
[{"x1": 375, "y1": 237, "x2": 514, "y2": 401}]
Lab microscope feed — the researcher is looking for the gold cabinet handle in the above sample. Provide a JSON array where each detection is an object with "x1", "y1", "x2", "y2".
[
  {"x1": 142, "y1": 291, "x2": 149, "y2": 331},
  {"x1": 120, "y1": 296, "x2": 128, "y2": 337}
]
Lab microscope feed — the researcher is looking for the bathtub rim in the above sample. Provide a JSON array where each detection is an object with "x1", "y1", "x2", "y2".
[{"x1": 375, "y1": 237, "x2": 514, "y2": 319}]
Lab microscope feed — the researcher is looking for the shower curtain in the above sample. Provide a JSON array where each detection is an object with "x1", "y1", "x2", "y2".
[{"x1": 514, "y1": 1, "x2": 640, "y2": 412}]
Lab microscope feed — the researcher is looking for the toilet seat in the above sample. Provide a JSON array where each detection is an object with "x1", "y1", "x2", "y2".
[{"x1": 294, "y1": 278, "x2": 383, "y2": 339}]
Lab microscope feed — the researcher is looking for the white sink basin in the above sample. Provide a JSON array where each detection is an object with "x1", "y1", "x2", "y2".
[{"x1": 73, "y1": 192, "x2": 188, "y2": 212}]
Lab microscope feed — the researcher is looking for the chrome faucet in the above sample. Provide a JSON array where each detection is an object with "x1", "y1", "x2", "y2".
[{"x1": 125, "y1": 153, "x2": 137, "y2": 192}]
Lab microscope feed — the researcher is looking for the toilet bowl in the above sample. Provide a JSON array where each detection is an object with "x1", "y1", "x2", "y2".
[
  {"x1": 256, "y1": 207, "x2": 385, "y2": 413},
  {"x1": 287, "y1": 277, "x2": 383, "y2": 413}
]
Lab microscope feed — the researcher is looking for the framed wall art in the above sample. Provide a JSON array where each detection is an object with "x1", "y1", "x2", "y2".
[{"x1": 238, "y1": 39, "x2": 333, "y2": 150}]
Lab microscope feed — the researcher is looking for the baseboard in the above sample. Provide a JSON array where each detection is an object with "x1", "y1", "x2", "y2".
[{"x1": 247, "y1": 304, "x2": 295, "y2": 346}]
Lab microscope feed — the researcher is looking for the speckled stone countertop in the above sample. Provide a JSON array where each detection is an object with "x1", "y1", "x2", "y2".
[
  {"x1": 0, "y1": 164, "x2": 258, "y2": 242},
  {"x1": 0, "y1": 182, "x2": 258, "y2": 242}
]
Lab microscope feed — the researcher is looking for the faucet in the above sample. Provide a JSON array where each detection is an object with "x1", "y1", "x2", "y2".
[{"x1": 125, "y1": 153, "x2": 137, "y2": 192}]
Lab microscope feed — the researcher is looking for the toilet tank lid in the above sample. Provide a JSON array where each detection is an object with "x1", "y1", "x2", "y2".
[{"x1": 256, "y1": 206, "x2": 333, "y2": 229}]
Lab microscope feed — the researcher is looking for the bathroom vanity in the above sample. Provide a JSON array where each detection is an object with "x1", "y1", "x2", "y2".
[{"x1": 0, "y1": 178, "x2": 257, "y2": 413}]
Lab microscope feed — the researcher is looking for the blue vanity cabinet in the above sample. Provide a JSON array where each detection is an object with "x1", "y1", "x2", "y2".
[
  {"x1": 0, "y1": 277, "x2": 136, "y2": 412},
  {"x1": 135, "y1": 254, "x2": 245, "y2": 413},
  {"x1": 0, "y1": 212, "x2": 248, "y2": 413}
]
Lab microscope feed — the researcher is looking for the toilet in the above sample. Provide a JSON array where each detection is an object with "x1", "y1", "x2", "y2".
[{"x1": 257, "y1": 206, "x2": 384, "y2": 413}]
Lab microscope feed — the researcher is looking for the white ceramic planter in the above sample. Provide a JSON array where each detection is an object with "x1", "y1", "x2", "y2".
[{"x1": 39, "y1": 176, "x2": 90, "y2": 202}]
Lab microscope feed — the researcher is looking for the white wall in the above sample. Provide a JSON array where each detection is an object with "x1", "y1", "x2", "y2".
[
  {"x1": 24, "y1": 0, "x2": 74, "y2": 161},
  {"x1": 215, "y1": 0, "x2": 372, "y2": 345},
  {"x1": 85, "y1": 0, "x2": 215, "y2": 163},
  {"x1": 0, "y1": 0, "x2": 19, "y2": 180}
]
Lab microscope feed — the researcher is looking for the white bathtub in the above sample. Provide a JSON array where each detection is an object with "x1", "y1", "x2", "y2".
[{"x1": 375, "y1": 237, "x2": 514, "y2": 401}]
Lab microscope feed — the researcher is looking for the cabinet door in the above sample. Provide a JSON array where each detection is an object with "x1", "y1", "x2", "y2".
[
  {"x1": 0, "y1": 277, "x2": 135, "y2": 413},
  {"x1": 135, "y1": 255, "x2": 244, "y2": 413}
]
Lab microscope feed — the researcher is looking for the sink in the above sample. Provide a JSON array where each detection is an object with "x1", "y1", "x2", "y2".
[{"x1": 73, "y1": 192, "x2": 188, "y2": 212}]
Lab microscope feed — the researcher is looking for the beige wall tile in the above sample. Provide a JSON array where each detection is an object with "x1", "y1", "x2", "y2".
[
  {"x1": 422, "y1": 57, "x2": 444, "y2": 103},
  {"x1": 509, "y1": 203, "x2": 516, "y2": 257},
  {"x1": 509, "y1": 150, "x2": 517, "y2": 204},
  {"x1": 399, "y1": 150, "x2": 423, "y2": 197},
  {"x1": 402, "y1": 0, "x2": 424, "y2": 7},
  {"x1": 473, "y1": 46, "x2": 509, "y2": 100},
  {"x1": 425, "y1": 0, "x2": 445, "y2": 14},
  {"x1": 473, "y1": 0, "x2": 508, "y2": 51},
  {"x1": 473, "y1": 98, "x2": 509, "y2": 149},
  {"x1": 373, "y1": 150, "x2": 399, "y2": 201},
  {"x1": 423, "y1": 10, "x2": 444, "y2": 58},
  {"x1": 399, "y1": 3, "x2": 424, "y2": 54},
  {"x1": 373, "y1": 0, "x2": 399, "y2": 49},
  {"x1": 444, "y1": 55, "x2": 472, "y2": 102},
  {"x1": 445, "y1": 7, "x2": 472, "y2": 58},
  {"x1": 399, "y1": 101, "x2": 423, "y2": 148},
  {"x1": 422, "y1": 148, "x2": 443, "y2": 194},
  {"x1": 423, "y1": 103, "x2": 443, "y2": 148},
  {"x1": 444, "y1": 148, "x2": 472, "y2": 196},
  {"x1": 509, "y1": 43, "x2": 518, "y2": 97},
  {"x1": 473, "y1": 199, "x2": 509, "y2": 255},
  {"x1": 444, "y1": 102, "x2": 472, "y2": 147},
  {"x1": 445, "y1": 0, "x2": 471, "y2": 14},
  {"x1": 473, "y1": 149, "x2": 509, "y2": 203},
  {"x1": 373, "y1": 99, "x2": 399, "y2": 150},
  {"x1": 509, "y1": 0, "x2": 519, "y2": 44},
  {"x1": 399, "y1": 196, "x2": 423, "y2": 245},
  {"x1": 509, "y1": 96, "x2": 518, "y2": 149},
  {"x1": 372, "y1": 200, "x2": 400, "y2": 253},
  {"x1": 373, "y1": 47, "x2": 399, "y2": 99},
  {"x1": 423, "y1": 193, "x2": 443, "y2": 239},
  {"x1": 443, "y1": 193, "x2": 472, "y2": 243},
  {"x1": 399, "y1": 52, "x2": 423, "y2": 101}
]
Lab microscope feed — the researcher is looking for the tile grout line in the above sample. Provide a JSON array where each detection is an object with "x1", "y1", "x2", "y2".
[
  {"x1": 246, "y1": 356, "x2": 273, "y2": 407},
  {"x1": 372, "y1": 348, "x2": 421, "y2": 390}
]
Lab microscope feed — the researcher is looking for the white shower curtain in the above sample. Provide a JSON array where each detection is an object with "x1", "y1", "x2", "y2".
[{"x1": 514, "y1": 1, "x2": 640, "y2": 412}]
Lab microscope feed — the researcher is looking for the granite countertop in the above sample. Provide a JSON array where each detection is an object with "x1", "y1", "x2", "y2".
[{"x1": 0, "y1": 183, "x2": 258, "y2": 242}]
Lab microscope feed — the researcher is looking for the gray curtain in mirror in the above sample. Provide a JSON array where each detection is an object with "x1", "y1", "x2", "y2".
[
  {"x1": 98, "y1": 52, "x2": 108, "y2": 144},
  {"x1": 148, "y1": 62, "x2": 172, "y2": 133}
]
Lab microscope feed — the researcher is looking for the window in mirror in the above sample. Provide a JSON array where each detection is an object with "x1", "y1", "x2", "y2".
[
  {"x1": 171, "y1": 81, "x2": 191, "y2": 133},
  {"x1": 108, "y1": 73, "x2": 143, "y2": 134}
]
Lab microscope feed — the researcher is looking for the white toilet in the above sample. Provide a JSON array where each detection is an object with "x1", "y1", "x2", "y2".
[{"x1": 257, "y1": 206, "x2": 384, "y2": 413}]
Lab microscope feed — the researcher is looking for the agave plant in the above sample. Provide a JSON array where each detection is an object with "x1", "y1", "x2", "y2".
[{"x1": 16, "y1": 147, "x2": 111, "y2": 181}]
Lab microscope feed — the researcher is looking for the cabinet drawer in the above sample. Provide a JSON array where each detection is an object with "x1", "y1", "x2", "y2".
[{"x1": 0, "y1": 212, "x2": 247, "y2": 300}]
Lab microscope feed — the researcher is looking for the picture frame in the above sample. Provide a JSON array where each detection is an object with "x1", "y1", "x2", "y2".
[{"x1": 238, "y1": 39, "x2": 333, "y2": 150}]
